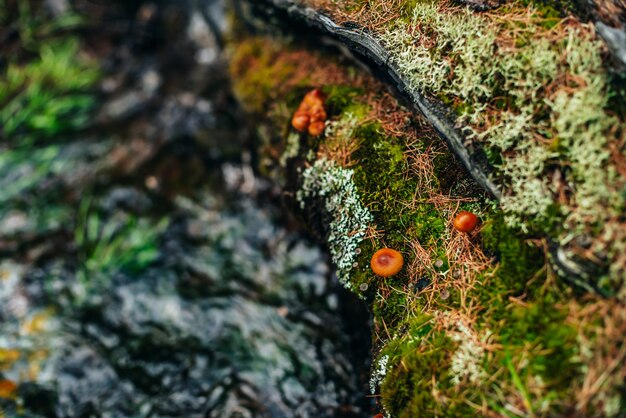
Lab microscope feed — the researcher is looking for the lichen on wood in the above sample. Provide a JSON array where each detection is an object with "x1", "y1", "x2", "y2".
[{"x1": 228, "y1": 18, "x2": 626, "y2": 416}]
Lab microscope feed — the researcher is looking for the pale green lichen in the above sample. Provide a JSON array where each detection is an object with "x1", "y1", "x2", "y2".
[
  {"x1": 370, "y1": 353, "x2": 390, "y2": 394},
  {"x1": 279, "y1": 132, "x2": 301, "y2": 167},
  {"x1": 379, "y1": 1, "x2": 624, "y2": 289},
  {"x1": 447, "y1": 319, "x2": 490, "y2": 386},
  {"x1": 325, "y1": 111, "x2": 360, "y2": 140},
  {"x1": 296, "y1": 158, "x2": 372, "y2": 288}
]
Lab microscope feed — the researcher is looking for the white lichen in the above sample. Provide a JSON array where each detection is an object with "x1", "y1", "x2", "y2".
[
  {"x1": 369, "y1": 354, "x2": 390, "y2": 394},
  {"x1": 435, "y1": 312, "x2": 489, "y2": 386},
  {"x1": 279, "y1": 132, "x2": 301, "y2": 167},
  {"x1": 324, "y1": 112, "x2": 359, "y2": 140},
  {"x1": 380, "y1": 2, "x2": 625, "y2": 287},
  {"x1": 449, "y1": 323, "x2": 489, "y2": 386},
  {"x1": 296, "y1": 158, "x2": 372, "y2": 288}
]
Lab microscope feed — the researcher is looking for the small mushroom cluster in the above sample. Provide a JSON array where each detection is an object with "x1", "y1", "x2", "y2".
[{"x1": 291, "y1": 89, "x2": 327, "y2": 136}]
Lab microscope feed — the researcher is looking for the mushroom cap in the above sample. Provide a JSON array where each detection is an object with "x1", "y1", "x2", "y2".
[
  {"x1": 308, "y1": 121, "x2": 325, "y2": 136},
  {"x1": 292, "y1": 111, "x2": 310, "y2": 132},
  {"x1": 453, "y1": 211, "x2": 479, "y2": 233},
  {"x1": 309, "y1": 105, "x2": 327, "y2": 122},
  {"x1": 371, "y1": 248, "x2": 404, "y2": 277},
  {"x1": 303, "y1": 89, "x2": 325, "y2": 105}
]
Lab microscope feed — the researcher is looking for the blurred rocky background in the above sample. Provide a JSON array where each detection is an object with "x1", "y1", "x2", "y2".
[{"x1": 0, "y1": 0, "x2": 371, "y2": 416}]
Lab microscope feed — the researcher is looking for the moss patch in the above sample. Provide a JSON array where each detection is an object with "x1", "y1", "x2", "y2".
[
  {"x1": 228, "y1": 29, "x2": 626, "y2": 417},
  {"x1": 301, "y1": 0, "x2": 626, "y2": 298}
]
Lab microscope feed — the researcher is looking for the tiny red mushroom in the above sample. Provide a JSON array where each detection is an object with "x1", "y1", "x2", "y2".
[
  {"x1": 371, "y1": 248, "x2": 404, "y2": 277},
  {"x1": 453, "y1": 211, "x2": 479, "y2": 233}
]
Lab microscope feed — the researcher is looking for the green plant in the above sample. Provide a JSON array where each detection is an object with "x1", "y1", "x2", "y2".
[
  {"x1": 74, "y1": 198, "x2": 168, "y2": 294},
  {"x1": 0, "y1": 1, "x2": 99, "y2": 145}
]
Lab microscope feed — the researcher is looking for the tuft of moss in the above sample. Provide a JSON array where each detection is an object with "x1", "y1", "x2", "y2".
[
  {"x1": 481, "y1": 214, "x2": 545, "y2": 295},
  {"x1": 229, "y1": 38, "x2": 298, "y2": 115},
  {"x1": 377, "y1": 314, "x2": 476, "y2": 417}
]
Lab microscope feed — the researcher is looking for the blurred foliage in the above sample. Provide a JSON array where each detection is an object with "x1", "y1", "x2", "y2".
[
  {"x1": 0, "y1": 0, "x2": 99, "y2": 146},
  {"x1": 75, "y1": 198, "x2": 168, "y2": 293},
  {"x1": 0, "y1": 144, "x2": 61, "y2": 204}
]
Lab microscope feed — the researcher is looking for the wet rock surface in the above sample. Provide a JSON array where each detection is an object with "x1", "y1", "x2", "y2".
[
  {"x1": 0, "y1": 1, "x2": 370, "y2": 416},
  {"x1": 0, "y1": 184, "x2": 368, "y2": 417}
]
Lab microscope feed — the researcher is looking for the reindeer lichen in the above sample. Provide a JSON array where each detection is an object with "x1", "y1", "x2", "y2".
[
  {"x1": 371, "y1": 0, "x2": 626, "y2": 292},
  {"x1": 297, "y1": 158, "x2": 373, "y2": 288}
]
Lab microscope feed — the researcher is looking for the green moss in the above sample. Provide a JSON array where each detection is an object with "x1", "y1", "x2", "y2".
[
  {"x1": 353, "y1": 129, "x2": 407, "y2": 204},
  {"x1": 378, "y1": 315, "x2": 471, "y2": 417},
  {"x1": 227, "y1": 30, "x2": 623, "y2": 417},
  {"x1": 229, "y1": 38, "x2": 297, "y2": 114},
  {"x1": 473, "y1": 217, "x2": 582, "y2": 413},
  {"x1": 481, "y1": 214, "x2": 545, "y2": 295},
  {"x1": 351, "y1": 123, "x2": 444, "y2": 249},
  {"x1": 322, "y1": 85, "x2": 364, "y2": 114},
  {"x1": 501, "y1": 303, "x2": 578, "y2": 381},
  {"x1": 478, "y1": 301, "x2": 582, "y2": 416},
  {"x1": 521, "y1": 0, "x2": 585, "y2": 20},
  {"x1": 372, "y1": 290, "x2": 409, "y2": 333}
]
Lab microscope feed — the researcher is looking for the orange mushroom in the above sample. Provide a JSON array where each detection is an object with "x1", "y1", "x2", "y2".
[
  {"x1": 0, "y1": 379, "x2": 17, "y2": 399},
  {"x1": 308, "y1": 121, "x2": 326, "y2": 136},
  {"x1": 303, "y1": 88, "x2": 324, "y2": 105},
  {"x1": 292, "y1": 110, "x2": 310, "y2": 132},
  {"x1": 309, "y1": 104, "x2": 327, "y2": 121},
  {"x1": 371, "y1": 248, "x2": 404, "y2": 277},
  {"x1": 291, "y1": 89, "x2": 327, "y2": 136},
  {"x1": 453, "y1": 211, "x2": 479, "y2": 233}
]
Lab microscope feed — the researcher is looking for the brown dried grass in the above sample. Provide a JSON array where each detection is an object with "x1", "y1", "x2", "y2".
[{"x1": 567, "y1": 298, "x2": 626, "y2": 415}]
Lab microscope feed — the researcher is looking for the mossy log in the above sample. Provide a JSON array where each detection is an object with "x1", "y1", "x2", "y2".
[
  {"x1": 238, "y1": 0, "x2": 502, "y2": 198},
  {"x1": 227, "y1": 0, "x2": 626, "y2": 416},
  {"x1": 235, "y1": 0, "x2": 624, "y2": 294}
]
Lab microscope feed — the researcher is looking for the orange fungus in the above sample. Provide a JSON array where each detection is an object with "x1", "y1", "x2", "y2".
[
  {"x1": 308, "y1": 121, "x2": 326, "y2": 136},
  {"x1": 371, "y1": 248, "x2": 404, "y2": 277},
  {"x1": 291, "y1": 89, "x2": 327, "y2": 136},
  {"x1": 453, "y1": 211, "x2": 479, "y2": 233},
  {"x1": 0, "y1": 379, "x2": 17, "y2": 399},
  {"x1": 291, "y1": 111, "x2": 310, "y2": 132}
]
